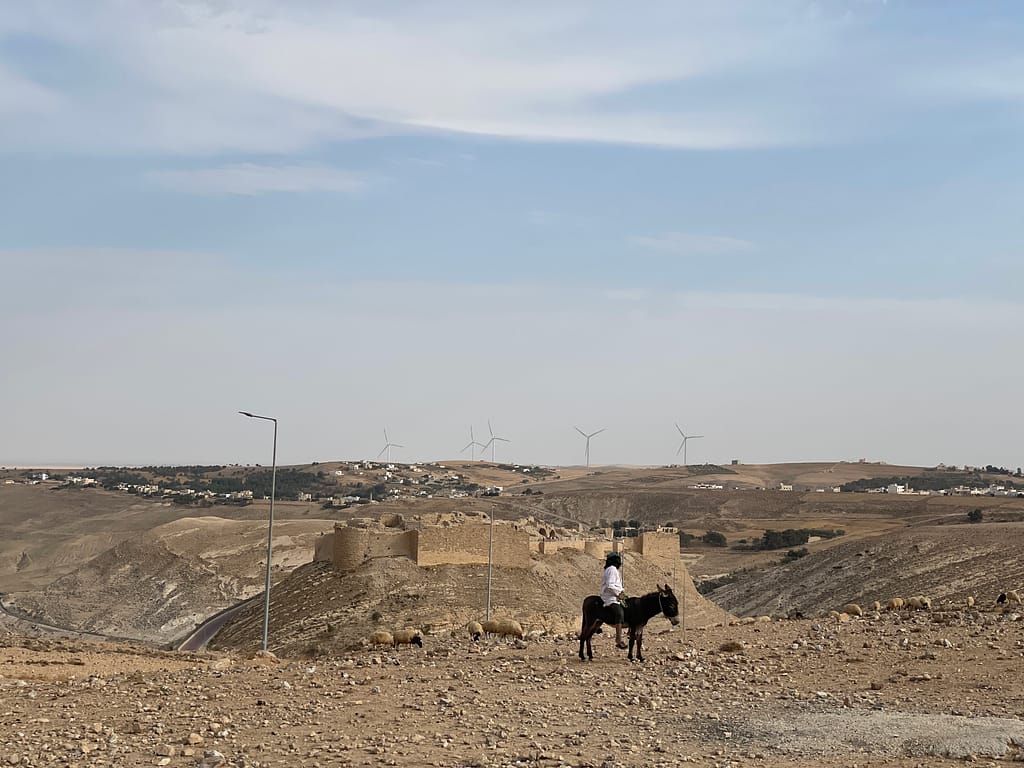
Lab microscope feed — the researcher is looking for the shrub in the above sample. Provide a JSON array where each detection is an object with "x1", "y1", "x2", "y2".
[
  {"x1": 968, "y1": 508, "x2": 984, "y2": 523},
  {"x1": 781, "y1": 547, "x2": 809, "y2": 563},
  {"x1": 702, "y1": 530, "x2": 727, "y2": 547}
]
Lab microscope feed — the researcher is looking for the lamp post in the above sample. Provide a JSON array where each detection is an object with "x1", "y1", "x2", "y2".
[
  {"x1": 485, "y1": 509, "x2": 494, "y2": 621},
  {"x1": 239, "y1": 411, "x2": 277, "y2": 653}
]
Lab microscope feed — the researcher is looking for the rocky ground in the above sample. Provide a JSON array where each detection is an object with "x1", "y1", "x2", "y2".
[{"x1": 3, "y1": 607, "x2": 1024, "y2": 768}]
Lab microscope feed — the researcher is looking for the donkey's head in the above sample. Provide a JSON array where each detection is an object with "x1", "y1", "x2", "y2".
[{"x1": 658, "y1": 584, "x2": 680, "y2": 625}]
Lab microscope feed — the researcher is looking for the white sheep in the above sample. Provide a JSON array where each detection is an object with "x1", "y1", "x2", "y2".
[
  {"x1": 391, "y1": 628, "x2": 423, "y2": 648},
  {"x1": 887, "y1": 597, "x2": 905, "y2": 611},
  {"x1": 906, "y1": 595, "x2": 932, "y2": 610},
  {"x1": 368, "y1": 630, "x2": 393, "y2": 646},
  {"x1": 842, "y1": 603, "x2": 863, "y2": 617},
  {"x1": 997, "y1": 590, "x2": 1022, "y2": 605},
  {"x1": 481, "y1": 618, "x2": 524, "y2": 639},
  {"x1": 871, "y1": 601, "x2": 882, "y2": 613},
  {"x1": 467, "y1": 621, "x2": 483, "y2": 641},
  {"x1": 966, "y1": 596, "x2": 976, "y2": 608}
]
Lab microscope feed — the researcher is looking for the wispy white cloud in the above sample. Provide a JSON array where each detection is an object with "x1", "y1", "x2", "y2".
[
  {"x1": 0, "y1": 1, "x2": 865, "y2": 153},
  {"x1": 629, "y1": 231, "x2": 757, "y2": 256},
  {"x1": 149, "y1": 164, "x2": 374, "y2": 196}
]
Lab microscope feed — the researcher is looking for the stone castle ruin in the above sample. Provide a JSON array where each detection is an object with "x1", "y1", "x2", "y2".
[{"x1": 315, "y1": 511, "x2": 681, "y2": 571}]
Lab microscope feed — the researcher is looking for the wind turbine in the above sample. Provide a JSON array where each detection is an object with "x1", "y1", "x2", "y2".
[
  {"x1": 460, "y1": 426, "x2": 486, "y2": 461},
  {"x1": 575, "y1": 426, "x2": 605, "y2": 469},
  {"x1": 674, "y1": 423, "x2": 703, "y2": 466},
  {"x1": 377, "y1": 428, "x2": 403, "y2": 463},
  {"x1": 480, "y1": 420, "x2": 510, "y2": 463}
]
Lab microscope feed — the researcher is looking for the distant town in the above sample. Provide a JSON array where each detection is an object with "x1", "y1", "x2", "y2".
[{"x1": 4, "y1": 460, "x2": 1021, "y2": 503}]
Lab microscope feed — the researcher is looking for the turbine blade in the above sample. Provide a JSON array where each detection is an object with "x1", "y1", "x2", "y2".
[
  {"x1": 496, "y1": 437, "x2": 510, "y2": 443},
  {"x1": 575, "y1": 426, "x2": 587, "y2": 437},
  {"x1": 593, "y1": 428, "x2": 606, "y2": 437},
  {"x1": 675, "y1": 422, "x2": 684, "y2": 437},
  {"x1": 377, "y1": 446, "x2": 387, "y2": 458},
  {"x1": 460, "y1": 442, "x2": 473, "y2": 453},
  {"x1": 676, "y1": 441, "x2": 684, "y2": 456}
]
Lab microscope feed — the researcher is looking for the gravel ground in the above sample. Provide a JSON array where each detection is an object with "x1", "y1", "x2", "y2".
[{"x1": 3, "y1": 608, "x2": 1024, "y2": 768}]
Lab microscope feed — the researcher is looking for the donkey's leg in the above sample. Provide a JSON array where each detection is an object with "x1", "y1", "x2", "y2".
[
  {"x1": 579, "y1": 619, "x2": 600, "y2": 661},
  {"x1": 635, "y1": 626, "x2": 645, "y2": 662}
]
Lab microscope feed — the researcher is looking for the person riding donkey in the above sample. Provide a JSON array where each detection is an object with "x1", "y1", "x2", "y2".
[{"x1": 600, "y1": 551, "x2": 629, "y2": 649}]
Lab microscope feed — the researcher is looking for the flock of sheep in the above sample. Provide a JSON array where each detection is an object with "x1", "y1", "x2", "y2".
[
  {"x1": 366, "y1": 618, "x2": 526, "y2": 650},
  {"x1": 835, "y1": 590, "x2": 1021, "y2": 620}
]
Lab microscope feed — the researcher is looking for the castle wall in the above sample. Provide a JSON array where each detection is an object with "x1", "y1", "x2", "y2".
[
  {"x1": 314, "y1": 533, "x2": 335, "y2": 562},
  {"x1": 637, "y1": 531, "x2": 680, "y2": 566},
  {"x1": 538, "y1": 539, "x2": 585, "y2": 555},
  {"x1": 333, "y1": 524, "x2": 417, "y2": 571},
  {"x1": 326, "y1": 519, "x2": 676, "y2": 573},
  {"x1": 415, "y1": 522, "x2": 529, "y2": 568},
  {"x1": 584, "y1": 540, "x2": 611, "y2": 559}
]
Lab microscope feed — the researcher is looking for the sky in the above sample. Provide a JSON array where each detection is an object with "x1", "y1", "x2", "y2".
[{"x1": 1, "y1": 1, "x2": 1022, "y2": 469}]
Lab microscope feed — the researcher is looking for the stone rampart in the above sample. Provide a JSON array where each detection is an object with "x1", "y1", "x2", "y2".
[
  {"x1": 584, "y1": 540, "x2": 611, "y2": 559},
  {"x1": 327, "y1": 520, "x2": 677, "y2": 572},
  {"x1": 416, "y1": 522, "x2": 529, "y2": 568},
  {"x1": 637, "y1": 531, "x2": 680, "y2": 566},
  {"x1": 334, "y1": 524, "x2": 417, "y2": 570},
  {"x1": 538, "y1": 539, "x2": 585, "y2": 555}
]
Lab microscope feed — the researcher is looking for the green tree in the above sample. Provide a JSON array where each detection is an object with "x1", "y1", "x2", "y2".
[
  {"x1": 702, "y1": 530, "x2": 727, "y2": 547},
  {"x1": 967, "y1": 508, "x2": 984, "y2": 523}
]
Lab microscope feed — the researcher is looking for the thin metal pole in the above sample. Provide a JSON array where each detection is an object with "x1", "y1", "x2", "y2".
[
  {"x1": 262, "y1": 418, "x2": 277, "y2": 652},
  {"x1": 485, "y1": 509, "x2": 494, "y2": 620},
  {"x1": 240, "y1": 411, "x2": 277, "y2": 654}
]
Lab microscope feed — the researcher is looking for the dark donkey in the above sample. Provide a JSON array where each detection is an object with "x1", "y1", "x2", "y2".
[{"x1": 578, "y1": 585, "x2": 680, "y2": 662}]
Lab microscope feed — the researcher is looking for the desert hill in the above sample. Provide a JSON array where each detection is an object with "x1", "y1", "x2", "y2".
[
  {"x1": 708, "y1": 520, "x2": 1024, "y2": 617},
  {"x1": 4, "y1": 516, "x2": 332, "y2": 644},
  {"x1": 209, "y1": 548, "x2": 728, "y2": 657}
]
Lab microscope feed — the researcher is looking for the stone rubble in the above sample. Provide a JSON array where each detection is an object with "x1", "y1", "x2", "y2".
[{"x1": 2, "y1": 609, "x2": 1024, "y2": 767}]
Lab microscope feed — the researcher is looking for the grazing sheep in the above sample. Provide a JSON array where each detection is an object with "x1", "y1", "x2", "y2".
[
  {"x1": 391, "y1": 628, "x2": 423, "y2": 648},
  {"x1": 906, "y1": 595, "x2": 932, "y2": 610},
  {"x1": 842, "y1": 603, "x2": 863, "y2": 617},
  {"x1": 966, "y1": 596, "x2": 976, "y2": 608},
  {"x1": 481, "y1": 619, "x2": 525, "y2": 639},
  {"x1": 368, "y1": 630, "x2": 393, "y2": 646},
  {"x1": 872, "y1": 601, "x2": 882, "y2": 612},
  {"x1": 997, "y1": 590, "x2": 1022, "y2": 605},
  {"x1": 467, "y1": 621, "x2": 483, "y2": 641},
  {"x1": 887, "y1": 598, "x2": 905, "y2": 611}
]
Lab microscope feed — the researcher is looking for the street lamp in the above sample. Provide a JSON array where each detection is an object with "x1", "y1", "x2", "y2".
[
  {"x1": 239, "y1": 410, "x2": 278, "y2": 653},
  {"x1": 485, "y1": 509, "x2": 494, "y2": 620}
]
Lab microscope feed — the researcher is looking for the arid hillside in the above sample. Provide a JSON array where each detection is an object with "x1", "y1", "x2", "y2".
[
  {"x1": 210, "y1": 549, "x2": 727, "y2": 657},
  {"x1": 5, "y1": 517, "x2": 331, "y2": 645},
  {"x1": 708, "y1": 520, "x2": 1024, "y2": 617}
]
